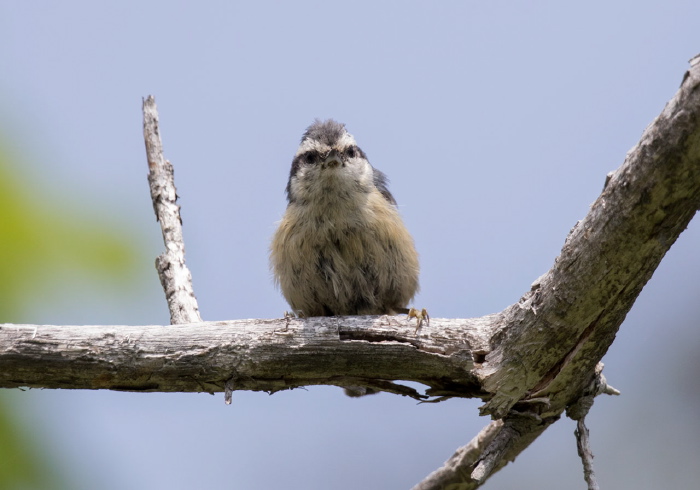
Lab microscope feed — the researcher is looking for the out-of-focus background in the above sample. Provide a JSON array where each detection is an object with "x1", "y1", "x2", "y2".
[{"x1": 1, "y1": 2, "x2": 699, "y2": 489}]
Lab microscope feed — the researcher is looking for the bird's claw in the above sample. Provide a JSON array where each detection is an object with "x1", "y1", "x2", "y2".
[{"x1": 407, "y1": 307, "x2": 429, "y2": 333}]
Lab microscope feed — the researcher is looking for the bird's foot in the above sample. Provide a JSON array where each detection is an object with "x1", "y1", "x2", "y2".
[
  {"x1": 281, "y1": 310, "x2": 307, "y2": 331},
  {"x1": 407, "y1": 307, "x2": 430, "y2": 333}
]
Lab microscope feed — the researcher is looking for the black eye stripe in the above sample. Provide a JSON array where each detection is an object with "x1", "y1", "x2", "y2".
[
  {"x1": 294, "y1": 144, "x2": 363, "y2": 172},
  {"x1": 296, "y1": 151, "x2": 320, "y2": 165}
]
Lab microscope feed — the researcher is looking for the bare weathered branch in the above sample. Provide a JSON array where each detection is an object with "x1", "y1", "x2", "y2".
[
  {"x1": 563, "y1": 363, "x2": 610, "y2": 490},
  {"x1": 411, "y1": 420, "x2": 504, "y2": 490},
  {"x1": 477, "y1": 54, "x2": 700, "y2": 419},
  {"x1": 410, "y1": 55, "x2": 700, "y2": 489},
  {"x1": 0, "y1": 316, "x2": 493, "y2": 395},
  {"x1": 574, "y1": 418, "x2": 599, "y2": 490},
  {"x1": 1, "y1": 58, "x2": 698, "y2": 490},
  {"x1": 143, "y1": 95, "x2": 202, "y2": 324},
  {"x1": 411, "y1": 413, "x2": 559, "y2": 490}
]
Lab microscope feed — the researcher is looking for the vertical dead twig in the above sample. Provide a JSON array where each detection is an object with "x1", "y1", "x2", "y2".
[
  {"x1": 575, "y1": 417, "x2": 599, "y2": 490},
  {"x1": 143, "y1": 95, "x2": 202, "y2": 324},
  {"x1": 566, "y1": 363, "x2": 618, "y2": 490}
]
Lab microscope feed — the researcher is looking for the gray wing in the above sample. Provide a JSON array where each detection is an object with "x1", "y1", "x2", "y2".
[{"x1": 372, "y1": 168, "x2": 397, "y2": 205}]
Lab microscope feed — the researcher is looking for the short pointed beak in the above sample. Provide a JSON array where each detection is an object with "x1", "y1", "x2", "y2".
[{"x1": 322, "y1": 149, "x2": 342, "y2": 168}]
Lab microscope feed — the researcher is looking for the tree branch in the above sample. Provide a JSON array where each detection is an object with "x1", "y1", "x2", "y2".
[
  {"x1": 565, "y1": 362, "x2": 617, "y2": 490},
  {"x1": 478, "y1": 53, "x2": 700, "y2": 419},
  {"x1": 143, "y1": 95, "x2": 202, "y2": 324},
  {"x1": 0, "y1": 57, "x2": 698, "y2": 490},
  {"x1": 411, "y1": 420, "x2": 504, "y2": 490},
  {"x1": 0, "y1": 316, "x2": 491, "y2": 395},
  {"x1": 409, "y1": 54, "x2": 700, "y2": 489},
  {"x1": 574, "y1": 418, "x2": 599, "y2": 490}
]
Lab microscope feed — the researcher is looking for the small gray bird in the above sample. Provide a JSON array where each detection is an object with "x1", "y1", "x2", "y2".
[{"x1": 270, "y1": 119, "x2": 420, "y2": 318}]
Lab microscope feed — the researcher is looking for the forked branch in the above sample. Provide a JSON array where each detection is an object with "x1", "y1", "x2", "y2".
[{"x1": 1, "y1": 57, "x2": 699, "y2": 490}]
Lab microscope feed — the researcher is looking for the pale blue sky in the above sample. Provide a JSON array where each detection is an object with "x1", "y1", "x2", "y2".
[{"x1": 2, "y1": 2, "x2": 700, "y2": 489}]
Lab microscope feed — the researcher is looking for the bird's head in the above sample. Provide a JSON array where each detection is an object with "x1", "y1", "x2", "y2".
[{"x1": 285, "y1": 119, "x2": 395, "y2": 205}]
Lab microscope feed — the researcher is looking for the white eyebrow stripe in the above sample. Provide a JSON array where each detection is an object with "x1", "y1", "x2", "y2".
[
  {"x1": 295, "y1": 139, "x2": 325, "y2": 156},
  {"x1": 336, "y1": 132, "x2": 357, "y2": 148}
]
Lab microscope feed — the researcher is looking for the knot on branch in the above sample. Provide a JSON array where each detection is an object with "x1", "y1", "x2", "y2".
[{"x1": 567, "y1": 362, "x2": 620, "y2": 421}]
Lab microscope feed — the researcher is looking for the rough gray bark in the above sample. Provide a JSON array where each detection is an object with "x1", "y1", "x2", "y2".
[
  {"x1": 408, "y1": 54, "x2": 700, "y2": 488},
  {"x1": 0, "y1": 316, "x2": 491, "y2": 396},
  {"x1": 479, "y1": 53, "x2": 700, "y2": 420},
  {"x1": 412, "y1": 420, "x2": 505, "y2": 490},
  {"x1": 1, "y1": 57, "x2": 699, "y2": 489},
  {"x1": 143, "y1": 95, "x2": 202, "y2": 324}
]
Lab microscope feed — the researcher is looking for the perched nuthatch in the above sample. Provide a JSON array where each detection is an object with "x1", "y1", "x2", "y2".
[{"x1": 270, "y1": 119, "x2": 420, "y2": 317}]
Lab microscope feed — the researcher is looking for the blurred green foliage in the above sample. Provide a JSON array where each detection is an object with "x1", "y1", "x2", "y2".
[
  {"x1": 0, "y1": 143, "x2": 142, "y2": 489},
  {"x1": 0, "y1": 151, "x2": 138, "y2": 322}
]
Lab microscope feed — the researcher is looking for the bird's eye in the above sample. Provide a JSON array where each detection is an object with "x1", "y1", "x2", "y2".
[
  {"x1": 345, "y1": 147, "x2": 357, "y2": 159},
  {"x1": 305, "y1": 153, "x2": 318, "y2": 165}
]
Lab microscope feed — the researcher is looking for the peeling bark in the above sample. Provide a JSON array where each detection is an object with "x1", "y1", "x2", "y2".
[{"x1": 1, "y1": 56, "x2": 699, "y2": 490}]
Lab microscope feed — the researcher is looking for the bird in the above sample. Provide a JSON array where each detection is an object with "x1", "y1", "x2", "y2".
[{"x1": 270, "y1": 119, "x2": 420, "y2": 319}]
